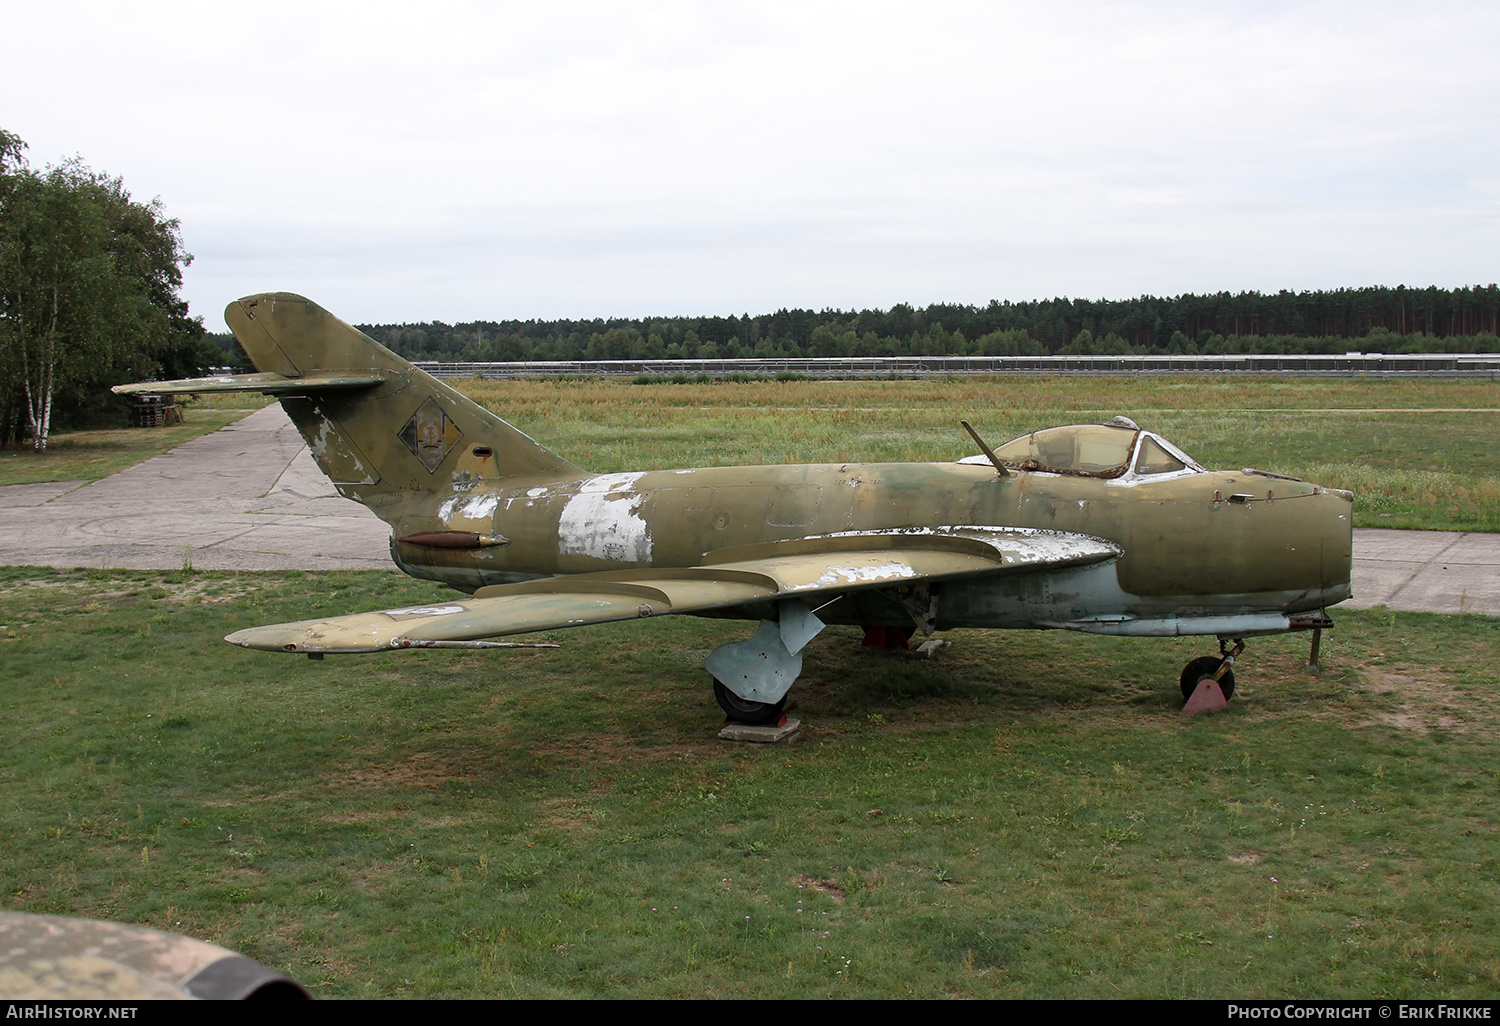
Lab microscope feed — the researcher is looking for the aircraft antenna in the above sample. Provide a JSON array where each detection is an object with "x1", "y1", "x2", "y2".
[{"x1": 960, "y1": 420, "x2": 1010, "y2": 477}]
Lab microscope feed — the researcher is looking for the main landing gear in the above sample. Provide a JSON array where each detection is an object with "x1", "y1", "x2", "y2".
[
  {"x1": 1179, "y1": 638, "x2": 1243, "y2": 702},
  {"x1": 706, "y1": 599, "x2": 827, "y2": 725},
  {"x1": 711, "y1": 679, "x2": 785, "y2": 726}
]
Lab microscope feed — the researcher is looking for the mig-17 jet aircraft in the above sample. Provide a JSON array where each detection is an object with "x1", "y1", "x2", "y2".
[{"x1": 117, "y1": 293, "x2": 1353, "y2": 723}]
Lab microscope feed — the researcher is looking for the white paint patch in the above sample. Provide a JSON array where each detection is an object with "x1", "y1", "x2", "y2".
[
  {"x1": 789, "y1": 525, "x2": 1121, "y2": 568},
  {"x1": 557, "y1": 471, "x2": 653, "y2": 563},
  {"x1": 383, "y1": 605, "x2": 466, "y2": 617},
  {"x1": 527, "y1": 486, "x2": 549, "y2": 497},
  {"x1": 799, "y1": 562, "x2": 918, "y2": 589},
  {"x1": 439, "y1": 492, "x2": 500, "y2": 523},
  {"x1": 465, "y1": 493, "x2": 500, "y2": 519},
  {"x1": 308, "y1": 417, "x2": 335, "y2": 458},
  {"x1": 673, "y1": 469, "x2": 696, "y2": 475}
]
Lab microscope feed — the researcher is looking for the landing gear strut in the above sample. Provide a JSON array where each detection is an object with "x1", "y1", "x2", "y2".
[{"x1": 1179, "y1": 638, "x2": 1243, "y2": 702}]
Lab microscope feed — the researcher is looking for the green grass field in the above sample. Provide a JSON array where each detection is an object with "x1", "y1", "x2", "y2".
[{"x1": 1, "y1": 567, "x2": 1496, "y2": 998}]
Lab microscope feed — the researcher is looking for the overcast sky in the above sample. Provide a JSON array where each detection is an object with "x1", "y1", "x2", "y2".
[{"x1": 5, "y1": 1, "x2": 1497, "y2": 331}]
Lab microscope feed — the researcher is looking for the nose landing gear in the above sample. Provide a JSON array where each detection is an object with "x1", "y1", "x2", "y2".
[{"x1": 1180, "y1": 638, "x2": 1243, "y2": 702}]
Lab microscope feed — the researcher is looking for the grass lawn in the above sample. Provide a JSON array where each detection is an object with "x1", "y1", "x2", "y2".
[{"x1": 1, "y1": 567, "x2": 1495, "y2": 998}]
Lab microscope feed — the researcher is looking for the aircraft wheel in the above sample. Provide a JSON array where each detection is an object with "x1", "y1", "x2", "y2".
[
  {"x1": 712, "y1": 678, "x2": 785, "y2": 725},
  {"x1": 1179, "y1": 656, "x2": 1235, "y2": 702}
]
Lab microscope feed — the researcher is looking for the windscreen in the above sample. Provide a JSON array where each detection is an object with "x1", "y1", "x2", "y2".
[{"x1": 1134, "y1": 435, "x2": 1189, "y2": 475}]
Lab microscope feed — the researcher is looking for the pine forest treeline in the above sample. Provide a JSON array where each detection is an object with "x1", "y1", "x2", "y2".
[{"x1": 209, "y1": 284, "x2": 1500, "y2": 366}]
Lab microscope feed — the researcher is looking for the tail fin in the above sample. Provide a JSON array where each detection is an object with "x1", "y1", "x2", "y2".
[
  {"x1": 226, "y1": 294, "x2": 581, "y2": 500},
  {"x1": 119, "y1": 293, "x2": 581, "y2": 509}
]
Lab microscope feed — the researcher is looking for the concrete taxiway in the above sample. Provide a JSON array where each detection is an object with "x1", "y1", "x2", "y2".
[
  {"x1": 0, "y1": 405, "x2": 389, "y2": 572},
  {"x1": 0, "y1": 405, "x2": 1495, "y2": 616}
]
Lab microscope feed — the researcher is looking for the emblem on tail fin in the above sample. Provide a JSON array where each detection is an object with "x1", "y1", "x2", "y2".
[{"x1": 398, "y1": 396, "x2": 463, "y2": 472}]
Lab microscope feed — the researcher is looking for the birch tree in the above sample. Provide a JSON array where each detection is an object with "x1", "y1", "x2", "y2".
[{"x1": 0, "y1": 132, "x2": 198, "y2": 452}]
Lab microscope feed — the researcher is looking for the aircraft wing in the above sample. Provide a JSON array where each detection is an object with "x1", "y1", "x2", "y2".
[{"x1": 224, "y1": 527, "x2": 1120, "y2": 655}]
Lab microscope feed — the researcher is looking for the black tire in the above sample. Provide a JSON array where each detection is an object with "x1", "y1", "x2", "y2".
[
  {"x1": 1179, "y1": 656, "x2": 1235, "y2": 702},
  {"x1": 713, "y1": 678, "x2": 785, "y2": 725}
]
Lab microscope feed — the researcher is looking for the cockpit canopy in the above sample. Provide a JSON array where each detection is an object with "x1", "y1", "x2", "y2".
[{"x1": 960, "y1": 421, "x2": 1203, "y2": 479}]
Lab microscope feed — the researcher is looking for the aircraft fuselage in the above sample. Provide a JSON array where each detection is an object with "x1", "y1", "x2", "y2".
[{"x1": 386, "y1": 458, "x2": 1353, "y2": 634}]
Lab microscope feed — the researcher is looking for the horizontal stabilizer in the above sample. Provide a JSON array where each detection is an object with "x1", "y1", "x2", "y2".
[{"x1": 112, "y1": 371, "x2": 388, "y2": 396}]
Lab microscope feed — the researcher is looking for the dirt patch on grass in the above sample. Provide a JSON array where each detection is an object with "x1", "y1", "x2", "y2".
[
  {"x1": 264, "y1": 917, "x2": 307, "y2": 949},
  {"x1": 791, "y1": 874, "x2": 846, "y2": 901},
  {"x1": 539, "y1": 797, "x2": 597, "y2": 835},
  {"x1": 328, "y1": 752, "x2": 478, "y2": 789},
  {"x1": 210, "y1": 866, "x2": 266, "y2": 884},
  {"x1": 1352, "y1": 664, "x2": 1490, "y2": 737},
  {"x1": 350, "y1": 862, "x2": 399, "y2": 896},
  {"x1": 518, "y1": 733, "x2": 727, "y2": 767},
  {"x1": 202, "y1": 791, "x2": 295, "y2": 807},
  {"x1": 164, "y1": 579, "x2": 260, "y2": 604},
  {"x1": 321, "y1": 809, "x2": 405, "y2": 824},
  {"x1": 314, "y1": 957, "x2": 356, "y2": 981}
]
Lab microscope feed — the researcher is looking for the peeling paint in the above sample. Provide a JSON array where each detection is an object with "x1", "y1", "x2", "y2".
[
  {"x1": 296, "y1": 409, "x2": 379, "y2": 485},
  {"x1": 439, "y1": 492, "x2": 500, "y2": 523},
  {"x1": 558, "y1": 471, "x2": 653, "y2": 563},
  {"x1": 382, "y1": 605, "x2": 467, "y2": 618},
  {"x1": 308, "y1": 417, "x2": 335, "y2": 458},
  {"x1": 797, "y1": 562, "x2": 918, "y2": 590},
  {"x1": 808, "y1": 525, "x2": 1120, "y2": 566}
]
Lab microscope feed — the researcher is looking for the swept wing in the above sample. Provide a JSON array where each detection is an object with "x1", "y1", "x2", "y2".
[{"x1": 226, "y1": 527, "x2": 1120, "y2": 654}]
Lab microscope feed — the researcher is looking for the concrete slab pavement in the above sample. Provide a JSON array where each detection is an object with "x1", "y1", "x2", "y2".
[
  {"x1": 0, "y1": 405, "x2": 389, "y2": 571},
  {"x1": 0, "y1": 405, "x2": 1494, "y2": 616},
  {"x1": 1343, "y1": 529, "x2": 1500, "y2": 616}
]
